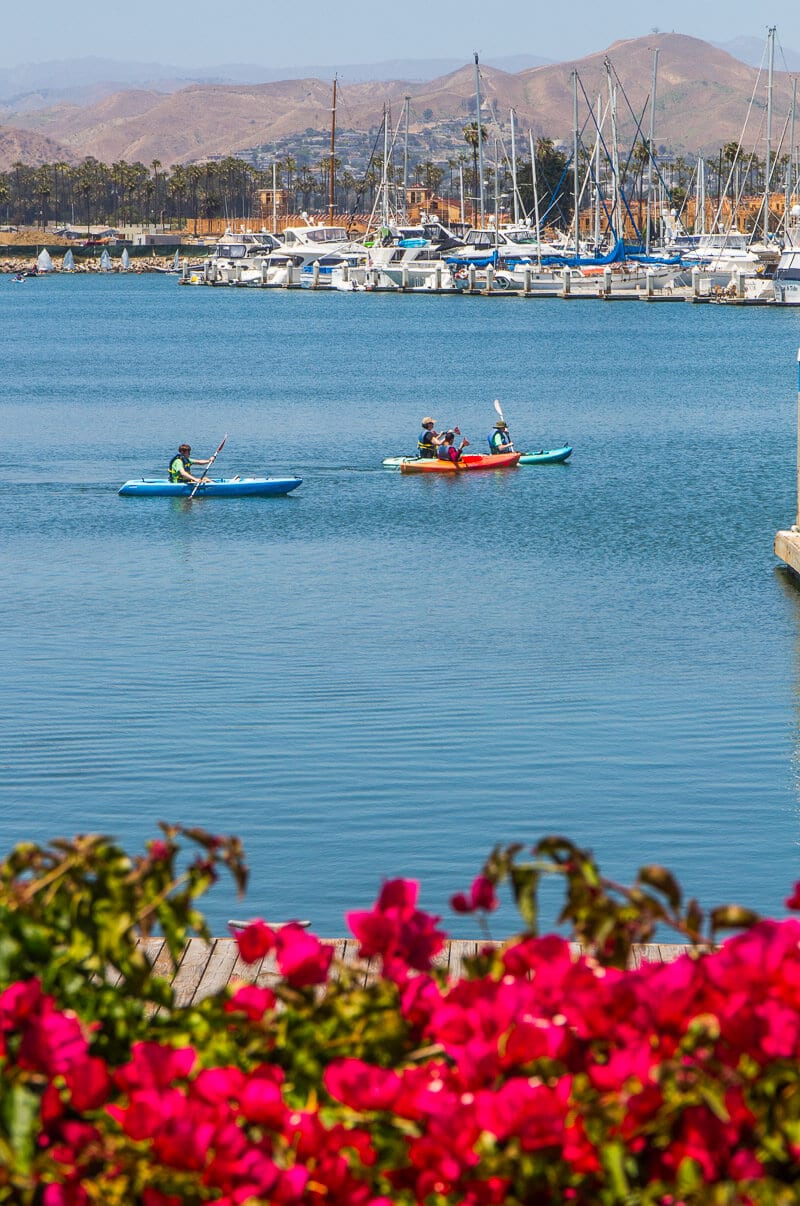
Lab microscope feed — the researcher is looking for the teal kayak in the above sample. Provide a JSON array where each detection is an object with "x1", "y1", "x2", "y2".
[
  {"x1": 118, "y1": 477, "x2": 302, "y2": 497},
  {"x1": 517, "y1": 446, "x2": 573, "y2": 465}
]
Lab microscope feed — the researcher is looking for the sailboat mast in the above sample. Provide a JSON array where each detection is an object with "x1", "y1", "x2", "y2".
[
  {"x1": 645, "y1": 47, "x2": 659, "y2": 255},
  {"x1": 403, "y1": 95, "x2": 410, "y2": 222},
  {"x1": 381, "y1": 105, "x2": 390, "y2": 226},
  {"x1": 696, "y1": 157, "x2": 705, "y2": 235},
  {"x1": 766, "y1": 25, "x2": 776, "y2": 241},
  {"x1": 328, "y1": 75, "x2": 337, "y2": 224},
  {"x1": 572, "y1": 70, "x2": 580, "y2": 252},
  {"x1": 593, "y1": 95, "x2": 602, "y2": 249},
  {"x1": 605, "y1": 61, "x2": 620, "y2": 244},
  {"x1": 788, "y1": 78, "x2": 798, "y2": 232},
  {"x1": 474, "y1": 52, "x2": 485, "y2": 226},
  {"x1": 529, "y1": 129, "x2": 542, "y2": 270},
  {"x1": 510, "y1": 108, "x2": 519, "y2": 224}
]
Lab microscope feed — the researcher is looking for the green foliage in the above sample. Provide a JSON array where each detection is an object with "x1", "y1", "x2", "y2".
[{"x1": 0, "y1": 826, "x2": 246, "y2": 1058}]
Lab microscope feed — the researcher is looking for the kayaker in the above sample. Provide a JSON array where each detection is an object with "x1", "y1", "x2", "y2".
[
  {"x1": 488, "y1": 420, "x2": 514, "y2": 455},
  {"x1": 418, "y1": 417, "x2": 444, "y2": 458},
  {"x1": 169, "y1": 444, "x2": 214, "y2": 485},
  {"x1": 437, "y1": 430, "x2": 470, "y2": 463}
]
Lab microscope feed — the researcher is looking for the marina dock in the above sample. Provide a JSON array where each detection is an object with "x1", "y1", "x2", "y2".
[
  {"x1": 774, "y1": 351, "x2": 800, "y2": 576},
  {"x1": 143, "y1": 937, "x2": 693, "y2": 1006}
]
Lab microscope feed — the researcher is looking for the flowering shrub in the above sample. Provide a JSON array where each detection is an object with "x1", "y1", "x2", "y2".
[{"x1": 1, "y1": 828, "x2": 800, "y2": 1203}]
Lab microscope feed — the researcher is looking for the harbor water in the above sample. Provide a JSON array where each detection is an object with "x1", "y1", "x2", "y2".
[{"x1": 2, "y1": 273, "x2": 800, "y2": 936}]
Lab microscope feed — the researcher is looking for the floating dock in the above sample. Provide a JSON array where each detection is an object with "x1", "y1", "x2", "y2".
[{"x1": 774, "y1": 350, "x2": 800, "y2": 575}]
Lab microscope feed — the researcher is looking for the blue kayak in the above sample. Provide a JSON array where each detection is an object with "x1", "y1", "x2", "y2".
[
  {"x1": 118, "y1": 477, "x2": 302, "y2": 498},
  {"x1": 517, "y1": 446, "x2": 573, "y2": 465}
]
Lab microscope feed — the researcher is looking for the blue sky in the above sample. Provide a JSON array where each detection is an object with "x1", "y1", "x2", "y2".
[{"x1": 3, "y1": 0, "x2": 798, "y2": 69}]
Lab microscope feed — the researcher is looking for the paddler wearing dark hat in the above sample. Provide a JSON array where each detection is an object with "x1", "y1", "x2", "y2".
[{"x1": 488, "y1": 419, "x2": 515, "y2": 455}]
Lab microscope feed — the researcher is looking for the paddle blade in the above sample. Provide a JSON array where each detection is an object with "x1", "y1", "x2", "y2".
[{"x1": 493, "y1": 399, "x2": 505, "y2": 422}]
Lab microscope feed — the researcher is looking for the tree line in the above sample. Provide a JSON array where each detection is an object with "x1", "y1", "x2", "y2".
[{"x1": 0, "y1": 136, "x2": 785, "y2": 233}]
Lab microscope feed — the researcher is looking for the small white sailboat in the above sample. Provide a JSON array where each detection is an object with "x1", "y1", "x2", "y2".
[
  {"x1": 36, "y1": 248, "x2": 53, "y2": 273},
  {"x1": 99, "y1": 248, "x2": 112, "y2": 271},
  {"x1": 62, "y1": 248, "x2": 75, "y2": 271},
  {"x1": 121, "y1": 247, "x2": 131, "y2": 271}
]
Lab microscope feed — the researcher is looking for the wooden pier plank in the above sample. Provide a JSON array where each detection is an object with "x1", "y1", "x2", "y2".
[
  {"x1": 131, "y1": 937, "x2": 694, "y2": 1002},
  {"x1": 171, "y1": 938, "x2": 214, "y2": 1008},
  {"x1": 193, "y1": 938, "x2": 241, "y2": 1003}
]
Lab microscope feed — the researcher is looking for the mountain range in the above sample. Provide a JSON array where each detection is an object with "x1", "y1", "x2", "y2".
[{"x1": 0, "y1": 33, "x2": 794, "y2": 171}]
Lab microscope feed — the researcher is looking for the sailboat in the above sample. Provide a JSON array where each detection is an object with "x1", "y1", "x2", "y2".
[
  {"x1": 62, "y1": 248, "x2": 75, "y2": 271},
  {"x1": 121, "y1": 248, "x2": 131, "y2": 271},
  {"x1": 36, "y1": 248, "x2": 53, "y2": 273},
  {"x1": 99, "y1": 248, "x2": 112, "y2": 271}
]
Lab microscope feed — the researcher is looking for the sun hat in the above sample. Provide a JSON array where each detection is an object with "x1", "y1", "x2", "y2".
[
  {"x1": 494, "y1": 420, "x2": 507, "y2": 428},
  {"x1": 422, "y1": 417, "x2": 435, "y2": 425}
]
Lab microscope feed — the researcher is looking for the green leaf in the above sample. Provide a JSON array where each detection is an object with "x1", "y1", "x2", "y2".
[
  {"x1": 710, "y1": 904, "x2": 761, "y2": 933},
  {"x1": 0, "y1": 1083, "x2": 39, "y2": 1175},
  {"x1": 509, "y1": 864, "x2": 539, "y2": 931},
  {"x1": 637, "y1": 864, "x2": 682, "y2": 910}
]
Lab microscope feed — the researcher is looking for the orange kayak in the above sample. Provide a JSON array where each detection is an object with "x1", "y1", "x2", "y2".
[{"x1": 400, "y1": 452, "x2": 521, "y2": 474}]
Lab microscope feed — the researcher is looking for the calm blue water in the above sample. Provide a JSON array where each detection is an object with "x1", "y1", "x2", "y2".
[{"x1": 3, "y1": 273, "x2": 800, "y2": 936}]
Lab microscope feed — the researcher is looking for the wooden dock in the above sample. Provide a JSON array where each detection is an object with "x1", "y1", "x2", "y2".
[
  {"x1": 775, "y1": 529, "x2": 800, "y2": 579},
  {"x1": 136, "y1": 937, "x2": 694, "y2": 1006}
]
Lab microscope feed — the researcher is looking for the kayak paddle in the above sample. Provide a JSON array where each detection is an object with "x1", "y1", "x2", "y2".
[{"x1": 189, "y1": 434, "x2": 227, "y2": 499}]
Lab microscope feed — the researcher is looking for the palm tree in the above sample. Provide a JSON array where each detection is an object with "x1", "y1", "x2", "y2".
[
  {"x1": 186, "y1": 164, "x2": 203, "y2": 233},
  {"x1": 150, "y1": 159, "x2": 162, "y2": 226},
  {"x1": 283, "y1": 154, "x2": 296, "y2": 212},
  {"x1": 168, "y1": 165, "x2": 188, "y2": 228},
  {"x1": 33, "y1": 166, "x2": 52, "y2": 228}
]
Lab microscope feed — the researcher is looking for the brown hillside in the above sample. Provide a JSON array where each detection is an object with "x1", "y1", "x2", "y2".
[
  {"x1": 0, "y1": 126, "x2": 77, "y2": 171},
  {"x1": 0, "y1": 33, "x2": 790, "y2": 166}
]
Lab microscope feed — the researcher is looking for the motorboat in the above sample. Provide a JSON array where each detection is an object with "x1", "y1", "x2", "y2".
[
  {"x1": 362, "y1": 219, "x2": 465, "y2": 289},
  {"x1": 773, "y1": 208, "x2": 800, "y2": 303},
  {"x1": 198, "y1": 228, "x2": 285, "y2": 284},
  {"x1": 274, "y1": 218, "x2": 361, "y2": 268},
  {"x1": 673, "y1": 233, "x2": 766, "y2": 288}
]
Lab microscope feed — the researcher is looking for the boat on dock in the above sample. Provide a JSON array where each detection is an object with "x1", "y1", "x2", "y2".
[{"x1": 118, "y1": 477, "x2": 302, "y2": 498}]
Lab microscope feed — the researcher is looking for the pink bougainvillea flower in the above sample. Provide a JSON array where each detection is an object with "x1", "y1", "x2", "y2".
[
  {"x1": 224, "y1": 983, "x2": 276, "y2": 1019},
  {"x1": 142, "y1": 1192, "x2": 183, "y2": 1206},
  {"x1": 785, "y1": 882, "x2": 800, "y2": 910},
  {"x1": 233, "y1": 919, "x2": 275, "y2": 964},
  {"x1": 63, "y1": 1054, "x2": 112, "y2": 1111},
  {"x1": 114, "y1": 1043, "x2": 196, "y2": 1092},
  {"x1": 239, "y1": 1071, "x2": 288, "y2": 1128},
  {"x1": 275, "y1": 924, "x2": 333, "y2": 987},
  {"x1": 325, "y1": 1058, "x2": 403, "y2": 1112},
  {"x1": 347, "y1": 878, "x2": 446, "y2": 977},
  {"x1": 451, "y1": 875, "x2": 498, "y2": 914},
  {"x1": 0, "y1": 978, "x2": 44, "y2": 1028},
  {"x1": 42, "y1": 1186, "x2": 90, "y2": 1206},
  {"x1": 191, "y1": 1066, "x2": 245, "y2": 1105},
  {"x1": 19, "y1": 1005, "x2": 88, "y2": 1077},
  {"x1": 147, "y1": 839, "x2": 172, "y2": 863}
]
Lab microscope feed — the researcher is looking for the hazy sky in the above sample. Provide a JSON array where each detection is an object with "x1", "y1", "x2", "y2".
[{"x1": 3, "y1": 0, "x2": 800, "y2": 68}]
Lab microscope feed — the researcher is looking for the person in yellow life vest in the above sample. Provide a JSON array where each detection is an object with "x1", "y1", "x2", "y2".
[{"x1": 169, "y1": 444, "x2": 213, "y2": 485}]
